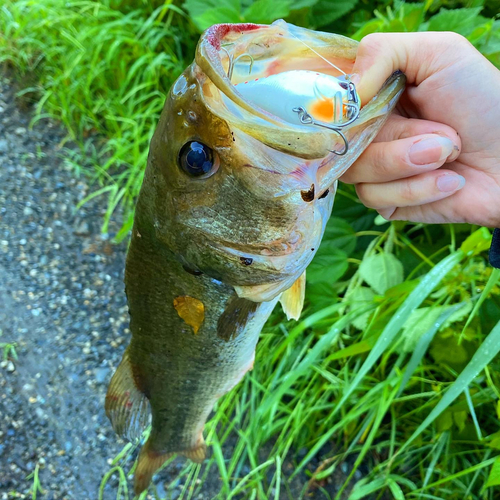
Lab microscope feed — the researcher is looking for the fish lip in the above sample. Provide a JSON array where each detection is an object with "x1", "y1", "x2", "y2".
[
  {"x1": 195, "y1": 20, "x2": 363, "y2": 160},
  {"x1": 202, "y1": 23, "x2": 264, "y2": 51}
]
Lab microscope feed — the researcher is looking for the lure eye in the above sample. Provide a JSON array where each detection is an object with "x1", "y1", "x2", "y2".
[{"x1": 178, "y1": 141, "x2": 218, "y2": 178}]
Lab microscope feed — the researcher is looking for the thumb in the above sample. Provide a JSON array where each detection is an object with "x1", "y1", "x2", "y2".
[{"x1": 352, "y1": 32, "x2": 469, "y2": 105}]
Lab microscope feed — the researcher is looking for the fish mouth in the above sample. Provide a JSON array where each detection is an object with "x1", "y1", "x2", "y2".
[{"x1": 194, "y1": 20, "x2": 406, "y2": 182}]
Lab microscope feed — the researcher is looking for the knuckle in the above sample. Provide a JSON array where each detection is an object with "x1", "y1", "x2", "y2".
[
  {"x1": 439, "y1": 31, "x2": 473, "y2": 51},
  {"x1": 400, "y1": 179, "x2": 415, "y2": 202},
  {"x1": 444, "y1": 32, "x2": 469, "y2": 46},
  {"x1": 358, "y1": 33, "x2": 390, "y2": 57}
]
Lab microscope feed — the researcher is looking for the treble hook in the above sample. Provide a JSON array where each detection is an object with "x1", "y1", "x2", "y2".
[{"x1": 221, "y1": 47, "x2": 254, "y2": 81}]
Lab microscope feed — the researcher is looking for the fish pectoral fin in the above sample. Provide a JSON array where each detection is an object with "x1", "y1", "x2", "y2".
[
  {"x1": 217, "y1": 295, "x2": 259, "y2": 341},
  {"x1": 279, "y1": 271, "x2": 306, "y2": 321},
  {"x1": 135, "y1": 437, "x2": 207, "y2": 494},
  {"x1": 105, "y1": 351, "x2": 150, "y2": 443}
]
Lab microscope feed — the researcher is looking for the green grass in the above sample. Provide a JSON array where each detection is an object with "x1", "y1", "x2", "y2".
[
  {"x1": 97, "y1": 221, "x2": 500, "y2": 500},
  {"x1": 2, "y1": 0, "x2": 500, "y2": 499},
  {"x1": 0, "y1": 328, "x2": 18, "y2": 362},
  {"x1": 0, "y1": 0, "x2": 196, "y2": 239}
]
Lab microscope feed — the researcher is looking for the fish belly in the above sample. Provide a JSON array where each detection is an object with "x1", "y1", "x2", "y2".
[{"x1": 105, "y1": 233, "x2": 278, "y2": 493}]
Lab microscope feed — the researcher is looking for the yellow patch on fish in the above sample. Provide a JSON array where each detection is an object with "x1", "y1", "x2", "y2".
[{"x1": 173, "y1": 296, "x2": 205, "y2": 334}]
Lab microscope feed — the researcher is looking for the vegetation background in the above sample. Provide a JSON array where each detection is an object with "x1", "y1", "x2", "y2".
[{"x1": 2, "y1": 0, "x2": 500, "y2": 498}]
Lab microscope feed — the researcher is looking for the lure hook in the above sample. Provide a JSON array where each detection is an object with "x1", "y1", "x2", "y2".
[
  {"x1": 292, "y1": 81, "x2": 360, "y2": 156},
  {"x1": 221, "y1": 47, "x2": 254, "y2": 82}
]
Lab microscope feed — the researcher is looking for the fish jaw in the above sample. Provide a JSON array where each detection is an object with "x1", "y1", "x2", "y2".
[{"x1": 197, "y1": 20, "x2": 359, "y2": 159}]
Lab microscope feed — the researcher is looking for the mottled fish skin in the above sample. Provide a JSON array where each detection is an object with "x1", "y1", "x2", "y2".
[{"x1": 105, "y1": 20, "x2": 406, "y2": 494}]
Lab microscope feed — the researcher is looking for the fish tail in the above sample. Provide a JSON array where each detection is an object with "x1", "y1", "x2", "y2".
[
  {"x1": 105, "y1": 350, "x2": 150, "y2": 442},
  {"x1": 134, "y1": 436, "x2": 207, "y2": 494}
]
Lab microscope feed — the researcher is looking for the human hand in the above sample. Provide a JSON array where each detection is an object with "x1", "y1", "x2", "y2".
[{"x1": 341, "y1": 32, "x2": 500, "y2": 227}]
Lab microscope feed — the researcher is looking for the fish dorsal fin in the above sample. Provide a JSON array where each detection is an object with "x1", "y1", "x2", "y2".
[
  {"x1": 279, "y1": 271, "x2": 306, "y2": 320},
  {"x1": 105, "y1": 350, "x2": 150, "y2": 442}
]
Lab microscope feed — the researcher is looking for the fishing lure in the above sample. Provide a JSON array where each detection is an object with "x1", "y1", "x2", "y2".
[{"x1": 232, "y1": 70, "x2": 359, "y2": 155}]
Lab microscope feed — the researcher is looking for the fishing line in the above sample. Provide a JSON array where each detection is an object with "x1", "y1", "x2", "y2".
[{"x1": 289, "y1": 31, "x2": 347, "y2": 77}]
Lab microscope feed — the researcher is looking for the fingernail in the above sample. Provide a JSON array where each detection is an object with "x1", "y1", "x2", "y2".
[
  {"x1": 378, "y1": 208, "x2": 396, "y2": 220},
  {"x1": 409, "y1": 136, "x2": 455, "y2": 165},
  {"x1": 437, "y1": 174, "x2": 466, "y2": 192}
]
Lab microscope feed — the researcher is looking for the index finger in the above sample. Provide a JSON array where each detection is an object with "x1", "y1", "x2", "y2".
[{"x1": 353, "y1": 32, "x2": 471, "y2": 105}]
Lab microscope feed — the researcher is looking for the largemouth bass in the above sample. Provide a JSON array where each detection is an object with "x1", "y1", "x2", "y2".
[{"x1": 105, "y1": 20, "x2": 405, "y2": 494}]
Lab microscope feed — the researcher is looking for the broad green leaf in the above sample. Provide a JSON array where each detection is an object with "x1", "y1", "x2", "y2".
[
  {"x1": 349, "y1": 287, "x2": 376, "y2": 330},
  {"x1": 460, "y1": 227, "x2": 492, "y2": 256},
  {"x1": 320, "y1": 217, "x2": 357, "y2": 256},
  {"x1": 427, "y1": 7, "x2": 483, "y2": 35},
  {"x1": 453, "y1": 409, "x2": 468, "y2": 432},
  {"x1": 488, "y1": 431, "x2": 500, "y2": 449},
  {"x1": 430, "y1": 331, "x2": 472, "y2": 370},
  {"x1": 307, "y1": 247, "x2": 348, "y2": 284},
  {"x1": 399, "y1": 318, "x2": 500, "y2": 454},
  {"x1": 352, "y1": 19, "x2": 383, "y2": 40},
  {"x1": 398, "y1": 303, "x2": 467, "y2": 396},
  {"x1": 401, "y1": 307, "x2": 442, "y2": 353},
  {"x1": 485, "y1": 456, "x2": 500, "y2": 488},
  {"x1": 400, "y1": 2, "x2": 426, "y2": 31},
  {"x1": 184, "y1": 0, "x2": 241, "y2": 30},
  {"x1": 306, "y1": 281, "x2": 338, "y2": 309},
  {"x1": 401, "y1": 301, "x2": 472, "y2": 352},
  {"x1": 243, "y1": 0, "x2": 291, "y2": 23},
  {"x1": 309, "y1": 0, "x2": 359, "y2": 29},
  {"x1": 192, "y1": 7, "x2": 241, "y2": 31},
  {"x1": 436, "y1": 410, "x2": 453, "y2": 432},
  {"x1": 289, "y1": 0, "x2": 320, "y2": 8},
  {"x1": 359, "y1": 252, "x2": 404, "y2": 294}
]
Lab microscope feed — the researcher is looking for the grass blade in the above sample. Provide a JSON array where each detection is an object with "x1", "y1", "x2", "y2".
[
  {"x1": 399, "y1": 318, "x2": 500, "y2": 455},
  {"x1": 335, "y1": 250, "x2": 464, "y2": 413}
]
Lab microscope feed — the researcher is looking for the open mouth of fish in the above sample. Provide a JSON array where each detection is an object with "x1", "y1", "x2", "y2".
[{"x1": 195, "y1": 20, "x2": 406, "y2": 193}]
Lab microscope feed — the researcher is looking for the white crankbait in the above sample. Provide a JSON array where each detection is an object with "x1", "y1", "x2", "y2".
[
  {"x1": 226, "y1": 69, "x2": 360, "y2": 155},
  {"x1": 236, "y1": 70, "x2": 356, "y2": 124}
]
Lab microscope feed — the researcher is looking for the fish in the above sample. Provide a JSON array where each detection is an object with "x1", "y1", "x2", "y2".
[{"x1": 105, "y1": 20, "x2": 405, "y2": 494}]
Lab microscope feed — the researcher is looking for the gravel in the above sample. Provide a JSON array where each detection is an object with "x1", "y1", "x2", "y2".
[{"x1": 0, "y1": 75, "x2": 131, "y2": 499}]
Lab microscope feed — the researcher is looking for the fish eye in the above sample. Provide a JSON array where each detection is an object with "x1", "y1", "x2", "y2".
[{"x1": 178, "y1": 141, "x2": 219, "y2": 178}]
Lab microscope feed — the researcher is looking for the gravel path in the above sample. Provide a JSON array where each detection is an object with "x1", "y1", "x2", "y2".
[{"x1": 0, "y1": 75, "x2": 132, "y2": 499}]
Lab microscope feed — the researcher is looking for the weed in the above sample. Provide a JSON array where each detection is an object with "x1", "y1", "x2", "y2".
[
  {"x1": 26, "y1": 464, "x2": 45, "y2": 500},
  {"x1": 0, "y1": 329, "x2": 18, "y2": 362}
]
